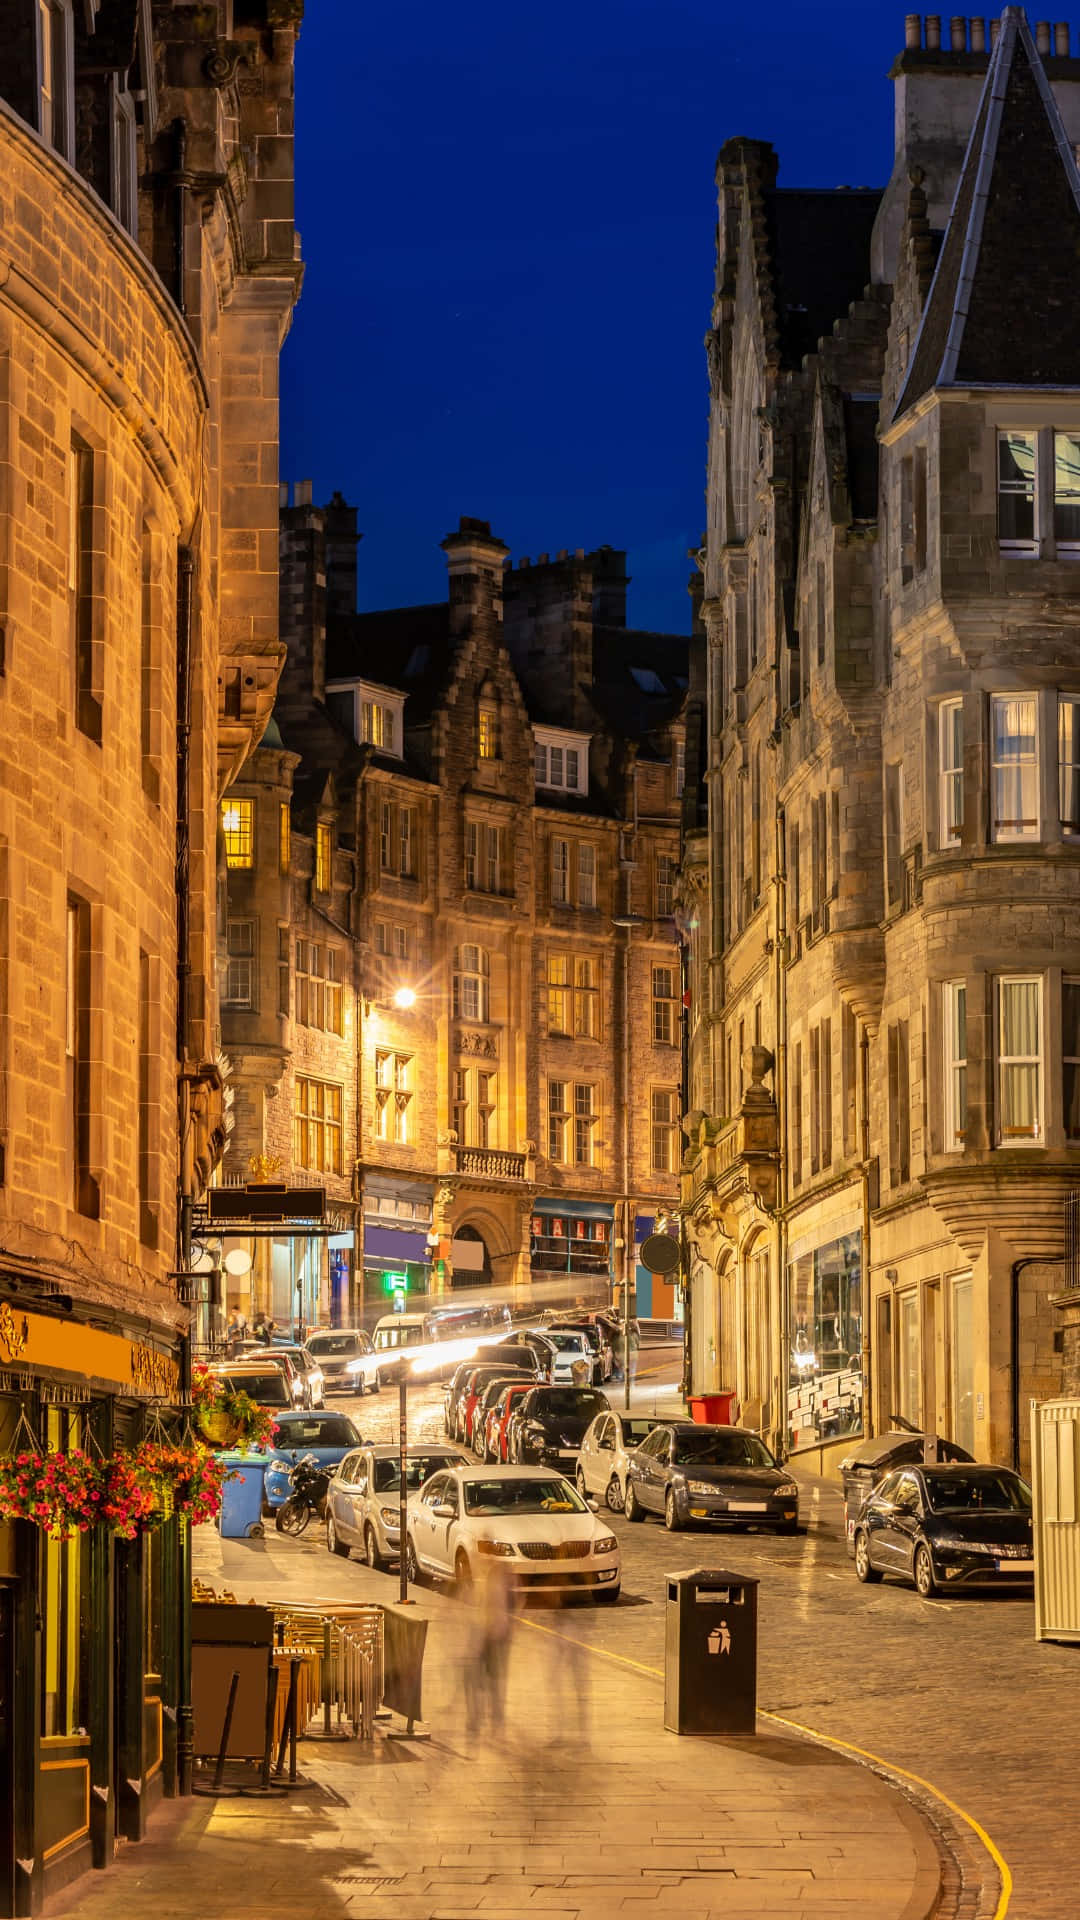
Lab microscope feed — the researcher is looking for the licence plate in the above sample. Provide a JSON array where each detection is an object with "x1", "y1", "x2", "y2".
[
  {"x1": 997, "y1": 1557, "x2": 1034, "y2": 1573},
  {"x1": 729, "y1": 1502, "x2": 768, "y2": 1513}
]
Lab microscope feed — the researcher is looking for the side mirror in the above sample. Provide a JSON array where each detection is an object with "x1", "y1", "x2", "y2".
[
  {"x1": 586, "y1": 1496, "x2": 600, "y2": 1512},
  {"x1": 434, "y1": 1502, "x2": 455, "y2": 1519}
]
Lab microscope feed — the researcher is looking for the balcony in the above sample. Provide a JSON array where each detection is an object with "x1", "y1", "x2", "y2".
[{"x1": 454, "y1": 1146, "x2": 526, "y2": 1180}]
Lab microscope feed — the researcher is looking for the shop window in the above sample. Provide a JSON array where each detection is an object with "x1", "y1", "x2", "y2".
[
  {"x1": 786, "y1": 1231, "x2": 863, "y2": 1453},
  {"x1": 221, "y1": 797, "x2": 254, "y2": 869},
  {"x1": 943, "y1": 981, "x2": 967, "y2": 1152},
  {"x1": 294, "y1": 1075, "x2": 343, "y2": 1173},
  {"x1": 996, "y1": 975, "x2": 1042, "y2": 1144}
]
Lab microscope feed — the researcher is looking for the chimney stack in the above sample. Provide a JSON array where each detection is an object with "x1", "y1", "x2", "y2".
[
  {"x1": 925, "y1": 14, "x2": 941, "y2": 48},
  {"x1": 905, "y1": 12, "x2": 921, "y2": 46},
  {"x1": 1056, "y1": 22, "x2": 1071, "y2": 56},
  {"x1": 950, "y1": 16, "x2": 966, "y2": 50},
  {"x1": 1036, "y1": 20, "x2": 1052, "y2": 54},
  {"x1": 971, "y1": 17, "x2": 986, "y2": 51}
]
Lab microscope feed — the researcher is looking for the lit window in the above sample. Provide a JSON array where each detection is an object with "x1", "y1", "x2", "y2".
[
  {"x1": 548, "y1": 1080, "x2": 569, "y2": 1162},
  {"x1": 573, "y1": 1083, "x2": 597, "y2": 1166},
  {"x1": 996, "y1": 976, "x2": 1042, "y2": 1144},
  {"x1": 375, "y1": 1050, "x2": 412, "y2": 1144},
  {"x1": 652, "y1": 966, "x2": 676, "y2": 1045},
  {"x1": 938, "y1": 699, "x2": 963, "y2": 846},
  {"x1": 1060, "y1": 697, "x2": 1080, "y2": 834},
  {"x1": 294, "y1": 1077, "x2": 343, "y2": 1174},
  {"x1": 1054, "y1": 432, "x2": 1080, "y2": 547},
  {"x1": 656, "y1": 852, "x2": 676, "y2": 918},
  {"x1": 998, "y1": 432, "x2": 1037, "y2": 549},
  {"x1": 1063, "y1": 979, "x2": 1080, "y2": 1142},
  {"x1": 546, "y1": 950, "x2": 600, "y2": 1040},
  {"x1": 361, "y1": 701, "x2": 395, "y2": 752},
  {"x1": 453, "y1": 945, "x2": 490, "y2": 1022},
  {"x1": 574, "y1": 956, "x2": 598, "y2": 1038},
  {"x1": 577, "y1": 843, "x2": 596, "y2": 910},
  {"x1": 224, "y1": 920, "x2": 256, "y2": 1008},
  {"x1": 650, "y1": 1088, "x2": 678, "y2": 1172},
  {"x1": 221, "y1": 797, "x2": 254, "y2": 869},
  {"x1": 279, "y1": 803, "x2": 291, "y2": 873},
  {"x1": 315, "y1": 822, "x2": 333, "y2": 891},
  {"x1": 991, "y1": 695, "x2": 1039, "y2": 841},
  {"x1": 943, "y1": 981, "x2": 967, "y2": 1153},
  {"x1": 551, "y1": 838, "x2": 569, "y2": 907},
  {"x1": 478, "y1": 707, "x2": 499, "y2": 760}
]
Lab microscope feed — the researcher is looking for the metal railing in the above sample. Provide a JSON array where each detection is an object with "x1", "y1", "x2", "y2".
[
  {"x1": 454, "y1": 1146, "x2": 526, "y2": 1179},
  {"x1": 1066, "y1": 1192, "x2": 1080, "y2": 1291},
  {"x1": 271, "y1": 1604, "x2": 383, "y2": 1740}
]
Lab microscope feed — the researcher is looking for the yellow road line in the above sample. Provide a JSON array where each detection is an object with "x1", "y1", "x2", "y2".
[{"x1": 515, "y1": 1613, "x2": 1011, "y2": 1918}]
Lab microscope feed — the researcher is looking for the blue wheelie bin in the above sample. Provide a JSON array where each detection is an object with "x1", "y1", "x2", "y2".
[{"x1": 217, "y1": 1451, "x2": 268, "y2": 1538}]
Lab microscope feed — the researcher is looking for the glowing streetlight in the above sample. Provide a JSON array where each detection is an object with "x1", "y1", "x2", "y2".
[{"x1": 393, "y1": 986, "x2": 416, "y2": 1010}]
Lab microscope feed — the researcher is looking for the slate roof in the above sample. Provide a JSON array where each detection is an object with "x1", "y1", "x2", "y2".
[
  {"x1": 764, "y1": 188, "x2": 881, "y2": 369},
  {"x1": 896, "y1": 6, "x2": 1080, "y2": 416}
]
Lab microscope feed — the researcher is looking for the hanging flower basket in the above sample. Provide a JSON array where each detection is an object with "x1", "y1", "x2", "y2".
[
  {"x1": 135, "y1": 1442, "x2": 228, "y2": 1527},
  {"x1": 100, "y1": 1452, "x2": 158, "y2": 1539},
  {"x1": 0, "y1": 1449, "x2": 105, "y2": 1536},
  {"x1": 190, "y1": 1362, "x2": 273, "y2": 1448},
  {"x1": 196, "y1": 1407, "x2": 242, "y2": 1447}
]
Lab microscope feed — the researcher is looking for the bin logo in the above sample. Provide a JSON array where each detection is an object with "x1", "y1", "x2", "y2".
[{"x1": 707, "y1": 1622, "x2": 731, "y2": 1656}]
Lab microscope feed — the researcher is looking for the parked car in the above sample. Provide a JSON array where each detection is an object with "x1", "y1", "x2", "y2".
[
  {"x1": 839, "y1": 1428, "x2": 975, "y2": 1554},
  {"x1": 461, "y1": 1367, "x2": 535, "y2": 1451},
  {"x1": 481, "y1": 1380, "x2": 536, "y2": 1464},
  {"x1": 305, "y1": 1328, "x2": 379, "y2": 1396},
  {"x1": 853, "y1": 1464, "x2": 1035, "y2": 1597},
  {"x1": 222, "y1": 1346, "x2": 306, "y2": 1405},
  {"x1": 446, "y1": 1357, "x2": 537, "y2": 1441},
  {"x1": 234, "y1": 1340, "x2": 325, "y2": 1407},
  {"x1": 624, "y1": 1421, "x2": 800, "y2": 1532},
  {"x1": 506, "y1": 1386, "x2": 611, "y2": 1468},
  {"x1": 470, "y1": 1374, "x2": 530, "y2": 1457},
  {"x1": 208, "y1": 1363, "x2": 293, "y2": 1414},
  {"x1": 525, "y1": 1326, "x2": 597, "y2": 1384},
  {"x1": 538, "y1": 1311, "x2": 615, "y2": 1380},
  {"x1": 262, "y1": 1409, "x2": 364, "y2": 1511},
  {"x1": 404, "y1": 1464, "x2": 621, "y2": 1602},
  {"x1": 577, "y1": 1409, "x2": 670, "y2": 1512},
  {"x1": 325, "y1": 1444, "x2": 468, "y2": 1568}
]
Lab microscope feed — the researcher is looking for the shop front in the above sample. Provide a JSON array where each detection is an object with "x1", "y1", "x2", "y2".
[
  {"x1": 529, "y1": 1202, "x2": 613, "y2": 1308},
  {"x1": 361, "y1": 1176, "x2": 435, "y2": 1323},
  {"x1": 0, "y1": 1292, "x2": 186, "y2": 1917},
  {"x1": 633, "y1": 1214, "x2": 684, "y2": 1323},
  {"x1": 786, "y1": 1218, "x2": 865, "y2": 1458}
]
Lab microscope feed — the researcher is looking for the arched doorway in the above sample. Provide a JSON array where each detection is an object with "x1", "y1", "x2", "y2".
[{"x1": 450, "y1": 1223, "x2": 492, "y2": 1288}]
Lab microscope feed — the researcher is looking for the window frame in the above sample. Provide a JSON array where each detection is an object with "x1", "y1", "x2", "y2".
[
  {"x1": 374, "y1": 1050, "x2": 413, "y2": 1146},
  {"x1": 224, "y1": 918, "x2": 257, "y2": 1009},
  {"x1": 656, "y1": 851, "x2": 676, "y2": 919},
  {"x1": 221, "y1": 796, "x2": 254, "y2": 870},
  {"x1": 577, "y1": 842, "x2": 597, "y2": 910},
  {"x1": 452, "y1": 944, "x2": 490, "y2": 1023},
  {"x1": 942, "y1": 980, "x2": 967, "y2": 1153},
  {"x1": 995, "y1": 974, "x2": 1043, "y2": 1147},
  {"x1": 937, "y1": 698, "x2": 963, "y2": 848},
  {"x1": 550, "y1": 836, "x2": 569, "y2": 907},
  {"x1": 294, "y1": 1075, "x2": 344, "y2": 1174},
  {"x1": 997, "y1": 429, "x2": 1038, "y2": 553},
  {"x1": 990, "y1": 693, "x2": 1040, "y2": 843},
  {"x1": 1059, "y1": 695, "x2": 1080, "y2": 837},
  {"x1": 38, "y1": 0, "x2": 74, "y2": 162},
  {"x1": 1063, "y1": 976, "x2": 1080, "y2": 1144},
  {"x1": 315, "y1": 821, "x2": 333, "y2": 892},
  {"x1": 652, "y1": 964, "x2": 676, "y2": 1046},
  {"x1": 535, "y1": 727, "x2": 589, "y2": 796},
  {"x1": 650, "y1": 1087, "x2": 678, "y2": 1173}
]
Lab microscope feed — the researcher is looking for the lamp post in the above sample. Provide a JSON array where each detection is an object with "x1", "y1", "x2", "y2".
[{"x1": 612, "y1": 912, "x2": 645, "y2": 1411}]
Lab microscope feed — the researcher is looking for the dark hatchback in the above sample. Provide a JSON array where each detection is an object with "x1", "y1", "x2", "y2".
[
  {"x1": 854, "y1": 1464, "x2": 1035, "y2": 1598},
  {"x1": 624, "y1": 1421, "x2": 800, "y2": 1532},
  {"x1": 508, "y1": 1386, "x2": 611, "y2": 1467}
]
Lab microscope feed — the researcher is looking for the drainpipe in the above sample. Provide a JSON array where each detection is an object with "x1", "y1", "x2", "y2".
[
  {"x1": 859, "y1": 1023, "x2": 874, "y2": 1440},
  {"x1": 774, "y1": 806, "x2": 789, "y2": 1461},
  {"x1": 175, "y1": 542, "x2": 194, "y2": 1796}
]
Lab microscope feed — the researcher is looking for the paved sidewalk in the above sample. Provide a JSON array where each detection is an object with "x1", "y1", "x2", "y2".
[{"x1": 45, "y1": 1539, "x2": 947, "y2": 1920}]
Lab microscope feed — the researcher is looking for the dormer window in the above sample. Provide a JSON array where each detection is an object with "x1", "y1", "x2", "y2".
[
  {"x1": 326, "y1": 677, "x2": 405, "y2": 758},
  {"x1": 38, "y1": 0, "x2": 74, "y2": 163},
  {"x1": 534, "y1": 725, "x2": 589, "y2": 798},
  {"x1": 478, "y1": 705, "x2": 499, "y2": 761}
]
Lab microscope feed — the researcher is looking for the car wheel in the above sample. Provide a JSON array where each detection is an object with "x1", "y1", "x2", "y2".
[
  {"x1": 624, "y1": 1480, "x2": 645, "y2": 1522},
  {"x1": 576, "y1": 1466, "x2": 589, "y2": 1498},
  {"x1": 455, "y1": 1549, "x2": 473, "y2": 1594},
  {"x1": 854, "y1": 1530, "x2": 882, "y2": 1583},
  {"x1": 664, "y1": 1490, "x2": 683, "y2": 1533},
  {"x1": 326, "y1": 1515, "x2": 350, "y2": 1559},
  {"x1": 913, "y1": 1543, "x2": 937, "y2": 1598},
  {"x1": 404, "y1": 1534, "x2": 423, "y2": 1587},
  {"x1": 364, "y1": 1524, "x2": 385, "y2": 1571},
  {"x1": 606, "y1": 1474, "x2": 623, "y2": 1514},
  {"x1": 594, "y1": 1585, "x2": 621, "y2": 1606}
]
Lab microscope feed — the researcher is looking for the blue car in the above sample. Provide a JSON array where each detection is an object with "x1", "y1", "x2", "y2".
[{"x1": 261, "y1": 1409, "x2": 365, "y2": 1511}]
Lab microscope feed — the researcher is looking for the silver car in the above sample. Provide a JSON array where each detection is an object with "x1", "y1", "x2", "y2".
[
  {"x1": 576, "y1": 1410, "x2": 669, "y2": 1511},
  {"x1": 324, "y1": 1444, "x2": 467, "y2": 1569}
]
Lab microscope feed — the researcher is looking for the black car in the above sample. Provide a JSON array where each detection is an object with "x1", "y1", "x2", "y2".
[
  {"x1": 624, "y1": 1421, "x2": 799, "y2": 1532},
  {"x1": 507, "y1": 1386, "x2": 611, "y2": 1467},
  {"x1": 840, "y1": 1428, "x2": 974, "y2": 1554},
  {"x1": 853, "y1": 1464, "x2": 1035, "y2": 1597}
]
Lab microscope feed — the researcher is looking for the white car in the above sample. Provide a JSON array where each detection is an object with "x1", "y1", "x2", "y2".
[
  {"x1": 577, "y1": 1410, "x2": 670, "y2": 1513},
  {"x1": 404, "y1": 1464, "x2": 621, "y2": 1603},
  {"x1": 525, "y1": 1326, "x2": 596, "y2": 1384},
  {"x1": 325, "y1": 1444, "x2": 468, "y2": 1568}
]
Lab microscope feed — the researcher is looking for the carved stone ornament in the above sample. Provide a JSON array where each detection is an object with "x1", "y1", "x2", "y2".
[
  {"x1": 204, "y1": 44, "x2": 241, "y2": 87},
  {"x1": 458, "y1": 1030, "x2": 498, "y2": 1058},
  {"x1": 437, "y1": 1130, "x2": 459, "y2": 1148},
  {"x1": 0, "y1": 1303, "x2": 29, "y2": 1364}
]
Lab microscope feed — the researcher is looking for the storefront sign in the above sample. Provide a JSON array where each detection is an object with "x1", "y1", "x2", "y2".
[{"x1": 0, "y1": 1306, "x2": 179, "y2": 1399}]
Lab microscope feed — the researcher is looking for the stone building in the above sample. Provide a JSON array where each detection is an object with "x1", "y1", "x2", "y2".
[
  {"x1": 220, "y1": 497, "x2": 688, "y2": 1327},
  {"x1": 0, "y1": 1, "x2": 300, "y2": 1907},
  {"x1": 682, "y1": 8, "x2": 1080, "y2": 1477}
]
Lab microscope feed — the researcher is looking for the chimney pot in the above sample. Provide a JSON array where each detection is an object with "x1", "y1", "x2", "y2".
[
  {"x1": 905, "y1": 12, "x2": 921, "y2": 45},
  {"x1": 925, "y1": 14, "x2": 941, "y2": 48},
  {"x1": 990, "y1": 17, "x2": 1000, "y2": 41},
  {"x1": 970, "y1": 17, "x2": 986, "y2": 51},
  {"x1": 278, "y1": 482, "x2": 289, "y2": 508},
  {"x1": 556, "y1": 549, "x2": 568, "y2": 561},
  {"x1": 1055, "y1": 21, "x2": 1070, "y2": 54},
  {"x1": 1036, "y1": 20, "x2": 1051, "y2": 52},
  {"x1": 575, "y1": 548, "x2": 585, "y2": 559},
  {"x1": 537, "y1": 552, "x2": 549, "y2": 564},
  {"x1": 295, "y1": 479, "x2": 312, "y2": 508},
  {"x1": 518, "y1": 557, "x2": 530, "y2": 569},
  {"x1": 950, "y1": 15, "x2": 966, "y2": 49}
]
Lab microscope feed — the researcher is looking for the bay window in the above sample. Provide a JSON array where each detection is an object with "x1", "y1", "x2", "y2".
[
  {"x1": 943, "y1": 981, "x2": 967, "y2": 1152},
  {"x1": 998, "y1": 431, "x2": 1037, "y2": 549},
  {"x1": 996, "y1": 976, "x2": 1042, "y2": 1144},
  {"x1": 1060, "y1": 697, "x2": 1080, "y2": 834},
  {"x1": 1055, "y1": 432, "x2": 1080, "y2": 548},
  {"x1": 938, "y1": 699, "x2": 963, "y2": 845},
  {"x1": 991, "y1": 695, "x2": 1038, "y2": 840}
]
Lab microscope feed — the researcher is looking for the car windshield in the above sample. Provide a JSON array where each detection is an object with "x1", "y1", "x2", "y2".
[
  {"x1": 274, "y1": 1416, "x2": 358, "y2": 1449},
  {"x1": 672, "y1": 1431, "x2": 775, "y2": 1468},
  {"x1": 307, "y1": 1334, "x2": 362, "y2": 1357},
  {"x1": 373, "y1": 1454, "x2": 462, "y2": 1492},
  {"x1": 531, "y1": 1390, "x2": 608, "y2": 1418},
  {"x1": 217, "y1": 1373, "x2": 290, "y2": 1406},
  {"x1": 622, "y1": 1419, "x2": 663, "y2": 1444},
  {"x1": 925, "y1": 1472, "x2": 1032, "y2": 1512},
  {"x1": 542, "y1": 1331, "x2": 586, "y2": 1351},
  {"x1": 463, "y1": 1476, "x2": 586, "y2": 1515}
]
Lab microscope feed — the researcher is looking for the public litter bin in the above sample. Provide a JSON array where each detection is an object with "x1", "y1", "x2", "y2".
[
  {"x1": 217, "y1": 1452, "x2": 267, "y2": 1538},
  {"x1": 839, "y1": 1430, "x2": 973, "y2": 1555},
  {"x1": 687, "y1": 1392, "x2": 738, "y2": 1426},
  {"x1": 664, "y1": 1567, "x2": 758, "y2": 1735}
]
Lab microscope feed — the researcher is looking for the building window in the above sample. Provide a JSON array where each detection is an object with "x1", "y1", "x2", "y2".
[
  {"x1": 548, "y1": 1080, "x2": 570, "y2": 1162},
  {"x1": 380, "y1": 802, "x2": 417, "y2": 878},
  {"x1": 69, "y1": 434, "x2": 100, "y2": 743},
  {"x1": 453, "y1": 944, "x2": 490, "y2": 1022},
  {"x1": 296, "y1": 941, "x2": 343, "y2": 1034},
  {"x1": 375, "y1": 1051, "x2": 412, "y2": 1145},
  {"x1": 465, "y1": 820, "x2": 505, "y2": 894},
  {"x1": 452, "y1": 1067, "x2": 496, "y2": 1148},
  {"x1": 112, "y1": 86, "x2": 137, "y2": 235},
  {"x1": 573, "y1": 956, "x2": 598, "y2": 1037},
  {"x1": 991, "y1": 695, "x2": 1038, "y2": 841},
  {"x1": 478, "y1": 706, "x2": 499, "y2": 760},
  {"x1": 361, "y1": 700, "x2": 395, "y2": 752},
  {"x1": 224, "y1": 919, "x2": 256, "y2": 1008},
  {"x1": 1063, "y1": 978, "x2": 1080, "y2": 1143},
  {"x1": 652, "y1": 965, "x2": 676, "y2": 1045},
  {"x1": 810, "y1": 1018, "x2": 832, "y2": 1170},
  {"x1": 279, "y1": 803, "x2": 291, "y2": 873},
  {"x1": 548, "y1": 1081, "x2": 596, "y2": 1165},
  {"x1": 577, "y1": 842, "x2": 596, "y2": 910},
  {"x1": 221, "y1": 797, "x2": 254, "y2": 869},
  {"x1": 550, "y1": 837, "x2": 569, "y2": 907},
  {"x1": 884, "y1": 762, "x2": 904, "y2": 908},
  {"x1": 573, "y1": 1083, "x2": 597, "y2": 1166},
  {"x1": 898, "y1": 1292, "x2": 920, "y2": 1426},
  {"x1": 1054, "y1": 432, "x2": 1080, "y2": 547},
  {"x1": 650, "y1": 1088, "x2": 678, "y2": 1173},
  {"x1": 998, "y1": 431, "x2": 1037, "y2": 549},
  {"x1": 476, "y1": 1070, "x2": 495, "y2": 1147},
  {"x1": 315, "y1": 822, "x2": 333, "y2": 891},
  {"x1": 943, "y1": 981, "x2": 967, "y2": 1152},
  {"x1": 1060, "y1": 697, "x2": 1080, "y2": 834},
  {"x1": 452, "y1": 1068, "x2": 468, "y2": 1143},
  {"x1": 67, "y1": 895, "x2": 99, "y2": 1220},
  {"x1": 887, "y1": 1019, "x2": 911, "y2": 1187},
  {"x1": 656, "y1": 852, "x2": 676, "y2": 918},
  {"x1": 938, "y1": 698, "x2": 963, "y2": 845},
  {"x1": 546, "y1": 952, "x2": 598, "y2": 1037},
  {"x1": 294, "y1": 1076, "x2": 343, "y2": 1173},
  {"x1": 674, "y1": 738, "x2": 685, "y2": 796},
  {"x1": 996, "y1": 976, "x2": 1042, "y2": 1144},
  {"x1": 38, "y1": 0, "x2": 73, "y2": 160},
  {"x1": 535, "y1": 730, "x2": 587, "y2": 795}
]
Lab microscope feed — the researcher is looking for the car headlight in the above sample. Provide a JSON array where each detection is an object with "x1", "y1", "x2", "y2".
[
  {"x1": 776, "y1": 1482, "x2": 799, "y2": 1498},
  {"x1": 476, "y1": 1540, "x2": 515, "y2": 1557},
  {"x1": 935, "y1": 1537, "x2": 995, "y2": 1554},
  {"x1": 379, "y1": 1506, "x2": 399, "y2": 1525},
  {"x1": 686, "y1": 1479, "x2": 718, "y2": 1496},
  {"x1": 593, "y1": 1534, "x2": 618, "y2": 1555}
]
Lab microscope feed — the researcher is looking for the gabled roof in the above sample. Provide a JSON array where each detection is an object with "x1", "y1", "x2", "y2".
[{"x1": 896, "y1": 6, "x2": 1080, "y2": 417}]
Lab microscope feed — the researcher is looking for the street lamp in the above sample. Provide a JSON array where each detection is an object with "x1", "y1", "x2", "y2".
[
  {"x1": 393, "y1": 986, "x2": 417, "y2": 1009},
  {"x1": 612, "y1": 912, "x2": 645, "y2": 1411}
]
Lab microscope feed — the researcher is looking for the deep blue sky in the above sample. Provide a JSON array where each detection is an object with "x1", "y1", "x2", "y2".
[{"x1": 281, "y1": 2, "x2": 901, "y2": 634}]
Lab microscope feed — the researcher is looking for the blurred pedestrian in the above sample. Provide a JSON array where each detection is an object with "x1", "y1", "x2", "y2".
[
  {"x1": 253, "y1": 1313, "x2": 272, "y2": 1346},
  {"x1": 464, "y1": 1553, "x2": 516, "y2": 1739}
]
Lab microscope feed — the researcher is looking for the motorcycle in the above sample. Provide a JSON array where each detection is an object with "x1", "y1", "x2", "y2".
[{"x1": 274, "y1": 1452, "x2": 332, "y2": 1536}]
